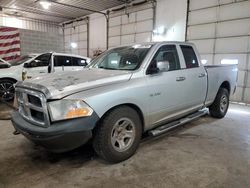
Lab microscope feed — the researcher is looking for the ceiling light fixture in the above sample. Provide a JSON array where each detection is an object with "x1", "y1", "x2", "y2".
[{"x1": 39, "y1": 0, "x2": 51, "y2": 10}]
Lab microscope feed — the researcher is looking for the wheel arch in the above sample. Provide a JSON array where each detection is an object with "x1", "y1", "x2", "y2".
[
  {"x1": 0, "y1": 77, "x2": 18, "y2": 83},
  {"x1": 98, "y1": 103, "x2": 145, "y2": 132},
  {"x1": 220, "y1": 81, "x2": 231, "y2": 95}
]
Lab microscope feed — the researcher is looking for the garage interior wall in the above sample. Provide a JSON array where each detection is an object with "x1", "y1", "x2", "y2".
[
  {"x1": 108, "y1": 2, "x2": 154, "y2": 48},
  {"x1": 0, "y1": 15, "x2": 63, "y2": 55},
  {"x1": 63, "y1": 19, "x2": 88, "y2": 56},
  {"x1": 187, "y1": 0, "x2": 250, "y2": 103},
  {"x1": 63, "y1": 0, "x2": 187, "y2": 58}
]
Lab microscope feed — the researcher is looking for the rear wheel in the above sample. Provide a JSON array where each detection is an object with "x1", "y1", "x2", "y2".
[
  {"x1": 209, "y1": 88, "x2": 229, "y2": 118},
  {"x1": 93, "y1": 106, "x2": 142, "y2": 163},
  {"x1": 0, "y1": 79, "x2": 16, "y2": 101}
]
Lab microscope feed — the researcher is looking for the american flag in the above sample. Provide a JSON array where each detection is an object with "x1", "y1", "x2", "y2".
[{"x1": 0, "y1": 27, "x2": 21, "y2": 62}]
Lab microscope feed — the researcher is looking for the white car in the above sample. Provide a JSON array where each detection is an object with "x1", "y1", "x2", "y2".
[{"x1": 0, "y1": 52, "x2": 91, "y2": 101}]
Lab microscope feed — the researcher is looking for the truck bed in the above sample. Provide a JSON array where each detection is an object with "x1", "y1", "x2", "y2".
[{"x1": 204, "y1": 64, "x2": 238, "y2": 106}]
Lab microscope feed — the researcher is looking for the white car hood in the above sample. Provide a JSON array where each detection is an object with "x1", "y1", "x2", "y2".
[{"x1": 17, "y1": 68, "x2": 132, "y2": 99}]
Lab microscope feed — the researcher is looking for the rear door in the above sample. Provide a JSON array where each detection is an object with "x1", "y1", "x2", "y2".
[{"x1": 178, "y1": 45, "x2": 207, "y2": 109}]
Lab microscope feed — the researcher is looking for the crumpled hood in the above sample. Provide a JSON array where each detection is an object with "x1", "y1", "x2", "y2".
[{"x1": 16, "y1": 68, "x2": 132, "y2": 99}]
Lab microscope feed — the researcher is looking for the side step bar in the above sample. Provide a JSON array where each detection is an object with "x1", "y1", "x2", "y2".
[{"x1": 149, "y1": 109, "x2": 208, "y2": 136}]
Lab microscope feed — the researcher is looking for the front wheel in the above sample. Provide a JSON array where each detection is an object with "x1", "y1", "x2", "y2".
[
  {"x1": 209, "y1": 88, "x2": 229, "y2": 118},
  {"x1": 0, "y1": 79, "x2": 16, "y2": 101},
  {"x1": 93, "y1": 106, "x2": 142, "y2": 163}
]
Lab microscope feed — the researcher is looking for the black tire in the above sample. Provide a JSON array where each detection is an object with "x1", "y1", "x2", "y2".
[
  {"x1": 209, "y1": 88, "x2": 229, "y2": 118},
  {"x1": 93, "y1": 106, "x2": 142, "y2": 163},
  {"x1": 0, "y1": 79, "x2": 16, "y2": 101}
]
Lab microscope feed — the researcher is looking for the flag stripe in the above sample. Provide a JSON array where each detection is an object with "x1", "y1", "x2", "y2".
[
  {"x1": 0, "y1": 51, "x2": 21, "y2": 59},
  {"x1": 0, "y1": 27, "x2": 18, "y2": 32},
  {"x1": 3, "y1": 55, "x2": 20, "y2": 61},
  {"x1": 0, "y1": 43, "x2": 20, "y2": 51},
  {"x1": 0, "y1": 40, "x2": 20, "y2": 47},
  {"x1": 0, "y1": 30, "x2": 21, "y2": 36},
  {"x1": 0, "y1": 33, "x2": 19, "y2": 40},
  {"x1": 0, "y1": 27, "x2": 20, "y2": 61},
  {"x1": 0, "y1": 48, "x2": 20, "y2": 55}
]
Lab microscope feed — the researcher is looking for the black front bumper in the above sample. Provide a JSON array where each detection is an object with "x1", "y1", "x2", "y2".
[{"x1": 11, "y1": 111, "x2": 99, "y2": 152}]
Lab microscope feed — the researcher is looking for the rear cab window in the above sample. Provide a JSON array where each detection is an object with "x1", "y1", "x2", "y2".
[
  {"x1": 72, "y1": 57, "x2": 88, "y2": 66},
  {"x1": 54, "y1": 56, "x2": 72, "y2": 67},
  {"x1": 180, "y1": 45, "x2": 199, "y2": 69}
]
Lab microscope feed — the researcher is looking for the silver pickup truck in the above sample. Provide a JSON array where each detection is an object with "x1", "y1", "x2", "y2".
[{"x1": 11, "y1": 42, "x2": 237, "y2": 163}]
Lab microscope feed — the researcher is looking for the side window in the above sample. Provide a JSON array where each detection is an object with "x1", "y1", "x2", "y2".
[
  {"x1": 31, "y1": 53, "x2": 51, "y2": 67},
  {"x1": 54, "y1": 56, "x2": 71, "y2": 66},
  {"x1": 148, "y1": 45, "x2": 180, "y2": 72},
  {"x1": 72, "y1": 57, "x2": 87, "y2": 66},
  {"x1": 180, "y1": 45, "x2": 199, "y2": 68}
]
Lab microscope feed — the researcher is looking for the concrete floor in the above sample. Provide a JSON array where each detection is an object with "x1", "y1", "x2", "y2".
[{"x1": 0, "y1": 103, "x2": 249, "y2": 188}]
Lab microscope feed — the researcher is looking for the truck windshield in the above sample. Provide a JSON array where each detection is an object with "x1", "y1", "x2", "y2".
[{"x1": 88, "y1": 45, "x2": 152, "y2": 70}]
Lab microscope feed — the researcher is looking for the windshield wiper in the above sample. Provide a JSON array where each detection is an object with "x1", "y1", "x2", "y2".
[{"x1": 98, "y1": 66, "x2": 118, "y2": 70}]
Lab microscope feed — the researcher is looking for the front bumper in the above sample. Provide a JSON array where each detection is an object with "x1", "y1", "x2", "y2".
[{"x1": 11, "y1": 111, "x2": 99, "y2": 152}]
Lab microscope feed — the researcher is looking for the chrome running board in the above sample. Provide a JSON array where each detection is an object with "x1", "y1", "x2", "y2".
[{"x1": 149, "y1": 109, "x2": 208, "y2": 136}]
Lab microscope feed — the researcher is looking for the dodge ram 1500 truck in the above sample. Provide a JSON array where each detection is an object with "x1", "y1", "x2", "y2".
[{"x1": 11, "y1": 42, "x2": 237, "y2": 163}]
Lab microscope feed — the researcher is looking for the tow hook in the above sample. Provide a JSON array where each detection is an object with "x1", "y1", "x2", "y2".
[{"x1": 13, "y1": 130, "x2": 20, "y2": 135}]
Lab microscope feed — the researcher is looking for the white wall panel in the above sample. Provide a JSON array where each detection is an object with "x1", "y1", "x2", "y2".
[
  {"x1": 214, "y1": 54, "x2": 247, "y2": 70},
  {"x1": 215, "y1": 37, "x2": 249, "y2": 53},
  {"x1": 109, "y1": 26, "x2": 120, "y2": 37},
  {"x1": 231, "y1": 87, "x2": 243, "y2": 102},
  {"x1": 219, "y1": 0, "x2": 234, "y2": 5},
  {"x1": 217, "y1": 19, "x2": 250, "y2": 37},
  {"x1": 79, "y1": 42, "x2": 87, "y2": 49},
  {"x1": 109, "y1": 16, "x2": 121, "y2": 27},
  {"x1": 248, "y1": 55, "x2": 250, "y2": 70},
  {"x1": 109, "y1": 5, "x2": 153, "y2": 48},
  {"x1": 219, "y1": 1, "x2": 250, "y2": 21},
  {"x1": 188, "y1": 0, "x2": 250, "y2": 103},
  {"x1": 121, "y1": 23, "x2": 135, "y2": 35},
  {"x1": 135, "y1": 32, "x2": 151, "y2": 43},
  {"x1": 190, "y1": 0, "x2": 218, "y2": 11},
  {"x1": 237, "y1": 71, "x2": 247, "y2": 87},
  {"x1": 136, "y1": 20, "x2": 153, "y2": 33},
  {"x1": 200, "y1": 54, "x2": 213, "y2": 65},
  {"x1": 121, "y1": 35, "x2": 134, "y2": 45},
  {"x1": 109, "y1": 36, "x2": 120, "y2": 47},
  {"x1": 64, "y1": 28, "x2": 71, "y2": 35},
  {"x1": 79, "y1": 33, "x2": 87, "y2": 41},
  {"x1": 136, "y1": 9, "x2": 153, "y2": 21},
  {"x1": 79, "y1": 25, "x2": 87, "y2": 32},
  {"x1": 122, "y1": 13, "x2": 136, "y2": 24},
  {"x1": 244, "y1": 88, "x2": 250, "y2": 103},
  {"x1": 80, "y1": 49, "x2": 88, "y2": 56},
  {"x1": 246, "y1": 73, "x2": 250, "y2": 88},
  {"x1": 190, "y1": 39, "x2": 215, "y2": 54},
  {"x1": 189, "y1": 7, "x2": 217, "y2": 25},
  {"x1": 187, "y1": 23, "x2": 215, "y2": 40}
]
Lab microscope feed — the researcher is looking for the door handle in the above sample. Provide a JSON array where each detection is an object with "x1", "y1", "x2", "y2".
[
  {"x1": 39, "y1": 71, "x2": 45, "y2": 73},
  {"x1": 176, "y1": 77, "x2": 186, "y2": 81},
  {"x1": 198, "y1": 73, "x2": 206, "y2": 78}
]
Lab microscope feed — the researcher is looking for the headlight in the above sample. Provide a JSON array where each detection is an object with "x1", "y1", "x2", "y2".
[{"x1": 48, "y1": 99, "x2": 93, "y2": 122}]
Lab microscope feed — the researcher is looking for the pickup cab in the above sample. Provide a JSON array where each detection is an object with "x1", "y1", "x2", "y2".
[
  {"x1": 0, "y1": 53, "x2": 90, "y2": 101},
  {"x1": 11, "y1": 42, "x2": 238, "y2": 163}
]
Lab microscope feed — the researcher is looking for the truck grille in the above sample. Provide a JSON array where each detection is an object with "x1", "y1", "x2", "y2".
[{"x1": 16, "y1": 88, "x2": 50, "y2": 127}]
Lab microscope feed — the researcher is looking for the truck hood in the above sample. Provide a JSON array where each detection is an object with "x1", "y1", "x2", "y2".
[{"x1": 16, "y1": 68, "x2": 132, "y2": 99}]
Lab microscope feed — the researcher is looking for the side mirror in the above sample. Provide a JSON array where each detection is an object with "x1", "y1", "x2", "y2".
[
  {"x1": 24, "y1": 62, "x2": 30, "y2": 68},
  {"x1": 157, "y1": 61, "x2": 170, "y2": 72},
  {"x1": 0, "y1": 63, "x2": 11, "y2": 68}
]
